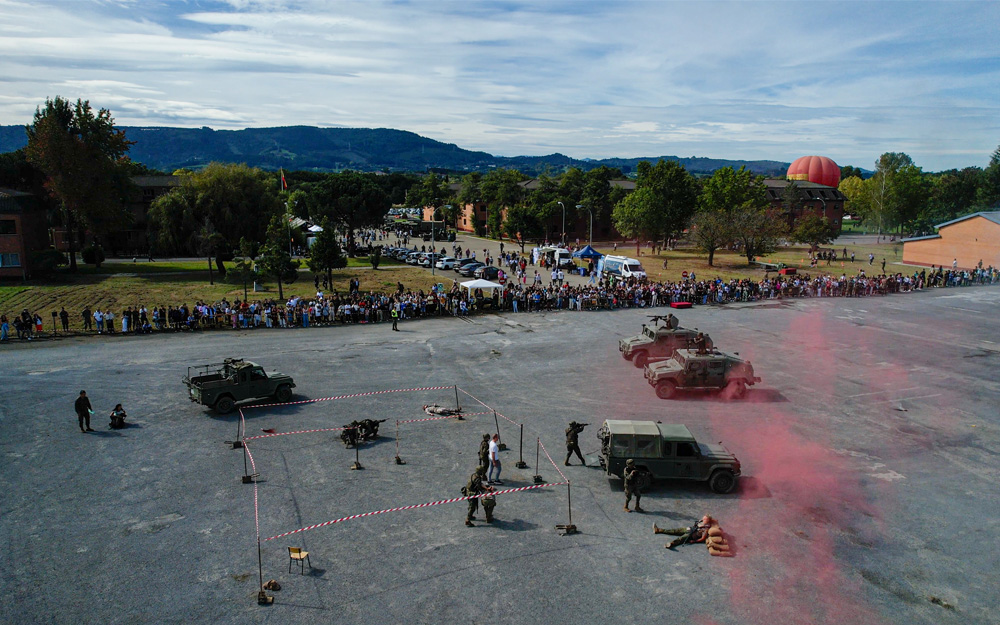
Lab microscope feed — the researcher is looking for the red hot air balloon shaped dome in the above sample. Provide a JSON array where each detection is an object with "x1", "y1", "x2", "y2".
[{"x1": 787, "y1": 155, "x2": 840, "y2": 188}]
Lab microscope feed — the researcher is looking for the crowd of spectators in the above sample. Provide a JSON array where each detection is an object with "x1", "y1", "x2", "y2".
[{"x1": 1, "y1": 253, "x2": 997, "y2": 342}]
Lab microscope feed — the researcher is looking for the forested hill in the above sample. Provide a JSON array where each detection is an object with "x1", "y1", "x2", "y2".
[{"x1": 0, "y1": 124, "x2": 789, "y2": 177}]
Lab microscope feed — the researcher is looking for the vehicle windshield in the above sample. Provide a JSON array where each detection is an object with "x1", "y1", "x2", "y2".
[
  {"x1": 626, "y1": 264, "x2": 644, "y2": 272},
  {"x1": 643, "y1": 327, "x2": 656, "y2": 339},
  {"x1": 673, "y1": 353, "x2": 687, "y2": 366}
]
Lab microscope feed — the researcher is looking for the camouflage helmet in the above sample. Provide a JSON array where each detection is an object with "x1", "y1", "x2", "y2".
[
  {"x1": 569, "y1": 421, "x2": 578, "y2": 427},
  {"x1": 626, "y1": 459, "x2": 635, "y2": 466},
  {"x1": 475, "y1": 465, "x2": 486, "y2": 475},
  {"x1": 483, "y1": 433, "x2": 491, "y2": 440}
]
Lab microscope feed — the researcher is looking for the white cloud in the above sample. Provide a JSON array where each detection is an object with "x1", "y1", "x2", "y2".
[{"x1": 0, "y1": 0, "x2": 997, "y2": 170}]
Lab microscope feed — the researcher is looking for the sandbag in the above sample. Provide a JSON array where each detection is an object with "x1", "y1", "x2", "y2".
[
  {"x1": 709, "y1": 547, "x2": 734, "y2": 557},
  {"x1": 708, "y1": 527, "x2": 723, "y2": 537}
]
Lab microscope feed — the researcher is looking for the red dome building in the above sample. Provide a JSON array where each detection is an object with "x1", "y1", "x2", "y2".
[{"x1": 787, "y1": 155, "x2": 841, "y2": 188}]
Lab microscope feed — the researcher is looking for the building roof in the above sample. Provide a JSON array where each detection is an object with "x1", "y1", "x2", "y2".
[
  {"x1": 934, "y1": 211, "x2": 1000, "y2": 229},
  {"x1": 901, "y1": 234, "x2": 941, "y2": 243},
  {"x1": 762, "y1": 179, "x2": 846, "y2": 202},
  {"x1": 0, "y1": 187, "x2": 37, "y2": 213}
]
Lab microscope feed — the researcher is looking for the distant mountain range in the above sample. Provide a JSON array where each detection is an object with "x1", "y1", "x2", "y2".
[{"x1": 0, "y1": 124, "x2": 792, "y2": 177}]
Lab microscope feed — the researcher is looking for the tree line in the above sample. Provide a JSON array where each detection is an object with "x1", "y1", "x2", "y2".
[{"x1": 6, "y1": 96, "x2": 999, "y2": 280}]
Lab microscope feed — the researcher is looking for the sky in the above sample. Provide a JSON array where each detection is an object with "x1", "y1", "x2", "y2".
[{"x1": 0, "y1": 0, "x2": 998, "y2": 171}]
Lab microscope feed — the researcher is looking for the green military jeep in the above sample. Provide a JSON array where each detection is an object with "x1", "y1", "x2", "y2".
[
  {"x1": 643, "y1": 348, "x2": 760, "y2": 400},
  {"x1": 619, "y1": 322, "x2": 713, "y2": 368},
  {"x1": 597, "y1": 420, "x2": 741, "y2": 493},
  {"x1": 183, "y1": 358, "x2": 296, "y2": 414}
]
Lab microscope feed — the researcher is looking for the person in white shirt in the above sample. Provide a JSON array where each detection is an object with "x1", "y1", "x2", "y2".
[{"x1": 487, "y1": 434, "x2": 502, "y2": 485}]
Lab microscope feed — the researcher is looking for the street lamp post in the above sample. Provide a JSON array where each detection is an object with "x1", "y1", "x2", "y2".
[
  {"x1": 557, "y1": 201, "x2": 566, "y2": 246},
  {"x1": 577, "y1": 204, "x2": 592, "y2": 247}
]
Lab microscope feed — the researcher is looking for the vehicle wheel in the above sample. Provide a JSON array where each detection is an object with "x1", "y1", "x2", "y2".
[
  {"x1": 633, "y1": 351, "x2": 648, "y2": 368},
  {"x1": 655, "y1": 380, "x2": 677, "y2": 400},
  {"x1": 622, "y1": 351, "x2": 635, "y2": 361},
  {"x1": 275, "y1": 384, "x2": 293, "y2": 403},
  {"x1": 214, "y1": 396, "x2": 235, "y2": 414},
  {"x1": 726, "y1": 380, "x2": 747, "y2": 399},
  {"x1": 709, "y1": 470, "x2": 737, "y2": 494}
]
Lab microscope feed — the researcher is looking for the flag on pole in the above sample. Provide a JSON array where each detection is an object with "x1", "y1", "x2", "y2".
[{"x1": 280, "y1": 168, "x2": 287, "y2": 191}]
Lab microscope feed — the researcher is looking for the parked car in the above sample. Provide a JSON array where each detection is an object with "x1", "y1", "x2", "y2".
[
  {"x1": 419, "y1": 253, "x2": 444, "y2": 268},
  {"x1": 474, "y1": 265, "x2": 501, "y2": 280},
  {"x1": 458, "y1": 262, "x2": 485, "y2": 277},
  {"x1": 436, "y1": 256, "x2": 458, "y2": 270},
  {"x1": 454, "y1": 258, "x2": 481, "y2": 272},
  {"x1": 406, "y1": 252, "x2": 424, "y2": 265}
]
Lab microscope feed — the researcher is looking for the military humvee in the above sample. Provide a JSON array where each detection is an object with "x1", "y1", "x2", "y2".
[
  {"x1": 183, "y1": 358, "x2": 296, "y2": 413},
  {"x1": 597, "y1": 420, "x2": 741, "y2": 493},
  {"x1": 619, "y1": 322, "x2": 713, "y2": 368},
  {"x1": 643, "y1": 348, "x2": 760, "y2": 399}
]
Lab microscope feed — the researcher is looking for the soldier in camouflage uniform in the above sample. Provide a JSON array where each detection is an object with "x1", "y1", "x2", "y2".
[
  {"x1": 564, "y1": 421, "x2": 587, "y2": 466},
  {"x1": 464, "y1": 465, "x2": 489, "y2": 527},
  {"x1": 623, "y1": 459, "x2": 646, "y2": 513},
  {"x1": 478, "y1": 433, "x2": 491, "y2": 469}
]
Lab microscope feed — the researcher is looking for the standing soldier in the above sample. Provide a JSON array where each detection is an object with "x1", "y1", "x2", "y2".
[
  {"x1": 463, "y1": 465, "x2": 488, "y2": 527},
  {"x1": 691, "y1": 332, "x2": 708, "y2": 354},
  {"x1": 478, "y1": 434, "x2": 491, "y2": 469},
  {"x1": 481, "y1": 486, "x2": 496, "y2": 524},
  {"x1": 391, "y1": 306, "x2": 399, "y2": 331},
  {"x1": 623, "y1": 459, "x2": 646, "y2": 513},
  {"x1": 564, "y1": 421, "x2": 588, "y2": 466}
]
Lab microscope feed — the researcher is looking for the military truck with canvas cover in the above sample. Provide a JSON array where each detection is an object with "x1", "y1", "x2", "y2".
[
  {"x1": 183, "y1": 358, "x2": 296, "y2": 413},
  {"x1": 619, "y1": 323, "x2": 713, "y2": 368},
  {"x1": 597, "y1": 420, "x2": 741, "y2": 493},
  {"x1": 644, "y1": 349, "x2": 760, "y2": 399}
]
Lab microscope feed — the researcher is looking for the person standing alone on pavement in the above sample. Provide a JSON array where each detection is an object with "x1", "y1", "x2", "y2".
[{"x1": 75, "y1": 391, "x2": 94, "y2": 433}]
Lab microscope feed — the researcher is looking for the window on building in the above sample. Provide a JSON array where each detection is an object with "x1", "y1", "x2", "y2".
[
  {"x1": 0, "y1": 252, "x2": 21, "y2": 267},
  {"x1": 0, "y1": 219, "x2": 16, "y2": 235}
]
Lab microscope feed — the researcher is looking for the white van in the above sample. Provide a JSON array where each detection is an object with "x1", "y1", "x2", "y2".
[
  {"x1": 598, "y1": 255, "x2": 647, "y2": 280},
  {"x1": 539, "y1": 246, "x2": 576, "y2": 269}
]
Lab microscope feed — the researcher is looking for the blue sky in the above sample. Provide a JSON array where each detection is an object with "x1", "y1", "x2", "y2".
[{"x1": 0, "y1": 0, "x2": 997, "y2": 171}]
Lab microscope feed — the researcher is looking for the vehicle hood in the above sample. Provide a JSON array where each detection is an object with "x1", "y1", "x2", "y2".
[
  {"x1": 646, "y1": 359, "x2": 682, "y2": 374},
  {"x1": 620, "y1": 335, "x2": 651, "y2": 350},
  {"x1": 699, "y1": 443, "x2": 738, "y2": 463}
]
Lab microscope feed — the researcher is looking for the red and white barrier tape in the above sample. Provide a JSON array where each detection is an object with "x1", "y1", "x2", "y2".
[
  {"x1": 263, "y1": 481, "x2": 568, "y2": 541},
  {"x1": 244, "y1": 442, "x2": 261, "y2": 540},
  {"x1": 245, "y1": 426, "x2": 349, "y2": 441},
  {"x1": 244, "y1": 385, "x2": 456, "y2": 410},
  {"x1": 397, "y1": 410, "x2": 490, "y2": 425},
  {"x1": 456, "y1": 387, "x2": 520, "y2": 426},
  {"x1": 537, "y1": 438, "x2": 568, "y2": 482}
]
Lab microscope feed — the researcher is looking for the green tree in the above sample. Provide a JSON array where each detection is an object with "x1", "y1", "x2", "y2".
[
  {"x1": 406, "y1": 172, "x2": 450, "y2": 209},
  {"x1": 259, "y1": 215, "x2": 299, "y2": 300},
  {"x1": 148, "y1": 162, "x2": 281, "y2": 275},
  {"x1": 526, "y1": 174, "x2": 560, "y2": 241},
  {"x1": 840, "y1": 165, "x2": 864, "y2": 180},
  {"x1": 924, "y1": 167, "x2": 982, "y2": 227},
  {"x1": 780, "y1": 181, "x2": 804, "y2": 215},
  {"x1": 699, "y1": 166, "x2": 769, "y2": 215},
  {"x1": 863, "y1": 152, "x2": 928, "y2": 235},
  {"x1": 306, "y1": 172, "x2": 390, "y2": 256},
  {"x1": 977, "y1": 145, "x2": 1000, "y2": 209},
  {"x1": 502, "y1": 203, "x2": 543, "y2": 253},
  {"x1": 790, "y1": 214, "x2": 838, "y2": 251},
  {"x1": 231, "y1": 237, "x2": 259, "y2": 301},
  {"x1": 618, "y1": 159, "x2": 697, "y2": 246},
  {"x1": 731, "y1": 206, "x2": 785, "y2": 263},
  {"x1": 307, "y1": 219, "x2": 346, "y2": 287},
  {"x1": 25, "y1": 97, "x2": 135, "y2": 271},
  {"x1": 480, "y1": 168, "x2": 526, "y2": 238},
  {"x1": 690, "y1": 210, "x2": 731, "y2": 267},
  {"x1": 581, "y1": 165, "x2": 625, "y2": 221}
]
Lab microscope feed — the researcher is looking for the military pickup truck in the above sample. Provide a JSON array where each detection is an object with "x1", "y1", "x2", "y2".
[
  {"x1": 183, "y1": 358, "x2": 296, "y2": 413},
  {"x1": 619, "y1": 323, "x2": 713, "y2": 368},
  {"x1": 643, "y1": 348, "x2": 760, "y2": 400},
  {"x1": 597, "y1": 420, "x2": 741, "y2": 493}
]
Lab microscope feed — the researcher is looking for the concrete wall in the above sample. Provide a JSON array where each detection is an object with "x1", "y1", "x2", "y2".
[{"x1": 902, "y1": 217, "x2": 1000, "y2": 270}]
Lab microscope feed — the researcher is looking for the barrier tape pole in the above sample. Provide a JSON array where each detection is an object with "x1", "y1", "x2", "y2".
[
  {"x1": 454, "y1": 384, "x2": 460, "y2": 412},
  {"x1": 395, "y1": 420, "x2": 400, "y2": 460},
  {"x1": 243, "y1": 442, "x2": 263, "y2": 592},
  {"x1": 244, "y1": 385, "x2": 456, "y2": 410},
  {"x1": 263, "y1": 481, "x2": 569, "y2": 542}
]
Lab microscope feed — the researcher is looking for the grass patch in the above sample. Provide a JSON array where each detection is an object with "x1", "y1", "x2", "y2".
[{"x1": 1, "y1": 265, "x2": 441, "y2": 331}]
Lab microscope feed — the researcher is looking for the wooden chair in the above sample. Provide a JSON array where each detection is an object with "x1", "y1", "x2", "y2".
[{"x1": 288, "y1": 547, "x2": 311, "y2": 574}]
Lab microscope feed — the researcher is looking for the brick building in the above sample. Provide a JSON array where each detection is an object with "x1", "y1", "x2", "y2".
[
  {"x1": 902, "y1": 212, "x2": 1000, "y2": 270},
  {"x1": 763, "y1": 179, "x2": 846, "y2": 234},
  {"x1": 0, "y1": 188, "x2": 48, "y2": 279}
]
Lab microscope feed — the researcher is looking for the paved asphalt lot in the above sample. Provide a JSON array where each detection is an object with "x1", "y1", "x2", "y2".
[{"x1": 2, "y1": 286, "x2": 998, "y2": 625}]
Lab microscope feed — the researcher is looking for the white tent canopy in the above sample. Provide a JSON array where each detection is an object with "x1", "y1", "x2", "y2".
[
  {"x1": 460, "y1": 279, "x2": 503, "y2": 291},
  {"x1": 307, "y1": 224, "x2": 324, "y2": 233}
]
